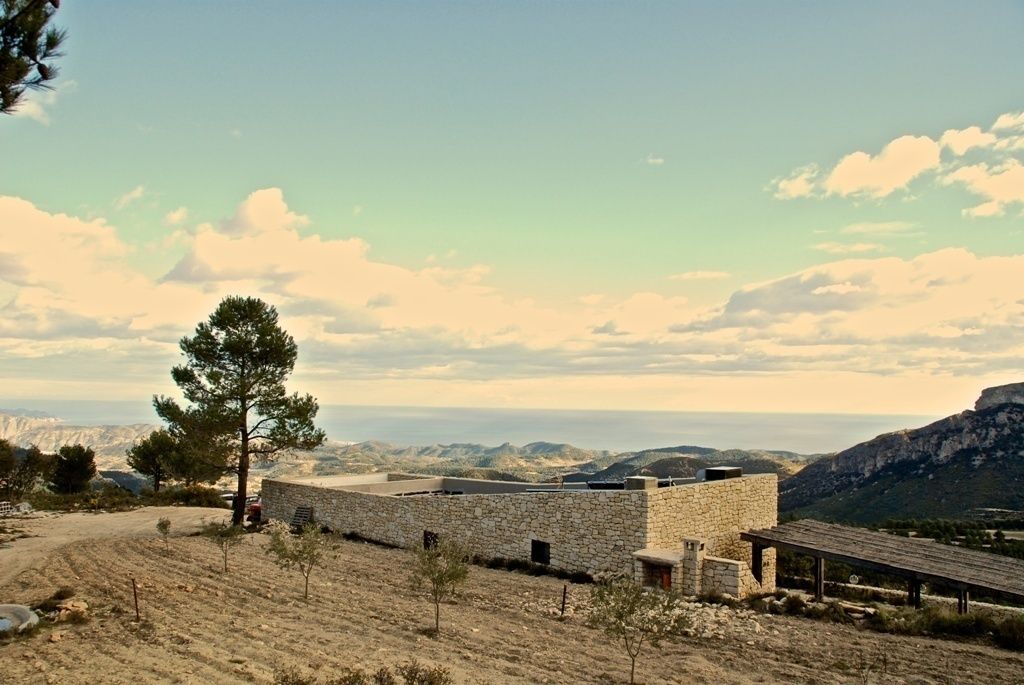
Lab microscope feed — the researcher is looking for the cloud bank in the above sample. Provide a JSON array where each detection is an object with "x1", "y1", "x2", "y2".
[{"x1": 0, "y1": 190, "x2": 1021, "y2": 414}]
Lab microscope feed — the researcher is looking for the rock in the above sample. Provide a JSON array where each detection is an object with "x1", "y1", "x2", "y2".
[
  {"x1": 976, "y1": 382, "x2": 1024, "y2": 411},
  {"x1": 49, "y1": 632, "x2": 63, "y2": 642}
]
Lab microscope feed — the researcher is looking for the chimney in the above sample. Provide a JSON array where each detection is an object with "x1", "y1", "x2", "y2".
[
  {"x1": 704, "y1": 466, "x2": 742, "y2": 481},
  {"x1": 624, "y1": 476, "x2": 658, "y2": 491}
]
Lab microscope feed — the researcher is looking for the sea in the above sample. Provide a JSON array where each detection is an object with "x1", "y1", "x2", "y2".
[{"x1": 0, "y1": 399, "x2": 938, "y2": 455}]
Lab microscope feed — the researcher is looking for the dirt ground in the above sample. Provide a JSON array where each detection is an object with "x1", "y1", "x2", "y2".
[{"x1": 2, "y1": 508, "x2": 1023, "y2": 685}]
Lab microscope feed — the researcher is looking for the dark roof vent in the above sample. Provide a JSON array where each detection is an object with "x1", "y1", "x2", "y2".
[{"x1": 704, "y1": 466, "x2": 742, "y2": 481}]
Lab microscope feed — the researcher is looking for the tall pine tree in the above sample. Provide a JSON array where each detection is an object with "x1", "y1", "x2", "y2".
[{"x1": 155, "y1": 296, "x2": 325, "y2": 525}]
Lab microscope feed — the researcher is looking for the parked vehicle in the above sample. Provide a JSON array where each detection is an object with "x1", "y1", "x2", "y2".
[{"x1": 245, "y1": 496, "x2": 262, "y2": 523}]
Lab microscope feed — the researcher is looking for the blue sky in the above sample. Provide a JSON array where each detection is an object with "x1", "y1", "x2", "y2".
[{"x1": 1, "y1": 2, "x2": 1023, "y2": 414}]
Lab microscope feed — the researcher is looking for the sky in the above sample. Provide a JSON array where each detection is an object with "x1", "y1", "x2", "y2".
[{"x1": 1, "y1": 1, "x2": 1023, "y2": 416}]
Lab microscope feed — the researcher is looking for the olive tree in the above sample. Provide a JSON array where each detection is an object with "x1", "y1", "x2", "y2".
[
  {"x1": 201, "y1": 520, "x2": 245, "y2": 572},
  {"x1": 265, "y1": 520, "x2": 335, "y2": 599},
  {"x1": 156, "y1": 517, "x2": 171, "y2": 550},
  {"x1": 410, "y1": 538, "x2": 468, "y2": 635},
  {"x1": 587, "y1": 578, "x2": 693, "y2": 685},
  {"x1": 155, "y1": 296, "x2": 325, "y2": 525}
]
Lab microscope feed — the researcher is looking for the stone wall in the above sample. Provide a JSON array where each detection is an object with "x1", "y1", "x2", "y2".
[
  {"x1": 263, "y1": 478, "x2": 648, "y2": 576},
  {"x1": 263, "y1": 473, "x2": 778, "y2": 584},
  {"x1": 702, "y1": 557, "x2": 744, "y2": 597},
  {"x1": 645, "y1": 475, "x2": 777, "y2": 560}
]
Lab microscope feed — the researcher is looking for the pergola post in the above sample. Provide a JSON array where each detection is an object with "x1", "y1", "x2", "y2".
[
  {"x1": 813, "y1": 556, "x2": 825, "y2": 601},
  {"x1": 908, "y1": 578, "x2": 922, "y2": 609},
  {"x1": 957, "y1": 588, "x2": 970, "y2": 614}
]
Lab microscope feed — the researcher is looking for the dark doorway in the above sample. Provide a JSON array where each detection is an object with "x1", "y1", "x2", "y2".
[{"x1": 531, "y1": 539, "x2": 550, "y2": 565}]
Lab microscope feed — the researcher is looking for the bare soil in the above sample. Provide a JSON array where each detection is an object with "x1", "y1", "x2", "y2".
[{"x1": 2, "y1": 508, "x2": 1023, "y2": 684}]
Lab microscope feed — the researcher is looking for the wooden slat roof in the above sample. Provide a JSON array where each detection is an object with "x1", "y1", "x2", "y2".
[{"x1": 741, "y1": 519, "x2": 1024, "y2": 601}]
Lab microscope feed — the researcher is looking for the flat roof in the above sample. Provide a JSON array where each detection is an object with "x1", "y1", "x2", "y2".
[{"x1": 742, "y1": 519, "x2": 1024, "y2": 601}]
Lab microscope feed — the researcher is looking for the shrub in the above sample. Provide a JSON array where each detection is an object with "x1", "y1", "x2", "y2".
[
  {"x1": 274, "y1": 660, "x2": 453, "y2": 685},
  {"x1": 147, "y1": 486, "x2": 230, "y2": 508},
  {"x1": 994, "y1": 615, "x2": 1024, "y2": 651},
  {"x1": 783, "y1": 593, "x2": 807, "y2": 615},
  {"x1": 915, "y1": 606, "x2": 997, "y2": 637}
]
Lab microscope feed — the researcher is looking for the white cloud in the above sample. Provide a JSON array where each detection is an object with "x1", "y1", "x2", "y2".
[
  {"x1": 219, "y1": 188, "x2": 310, "y2": 235},
  {"x1": 813, "y1": 242, "x2": 885, "y2": 254},
  {"x1": 992, "y1": 112, "x2": 1024, "y2": 132},
  {"x1": 839, "y1": 221, "x2": 917, "y2": 236},
  {"x1": 645, "y1": 154, "x2": 665, "y2": 166},
  {"x1": 940, "y1": 126, "x2": 997, "y2": 156},
  {"x1": 824, "y1": 135, "x2": 941, "y2": 198},
  {"x1": 772, "y1": 165, "x2": 818, "y2": 199},
  {"x1": 772, "y1": 109, "x2": 1024, "y2": 216},
  {"x1": 164, "y1": 206, "x2": 189, "y2": 226},
  {"x1": 114, "y1": 186, "x2": 146, "y2": 210},
  {"x1": 10, "y1": 80, "x2": 76, "y2": 125},
  {"x1": 669, "y1": 271, "x2": 731, "y2": 281},
  {"x1": 943, "y1": 160, "x2": 1024, "y2": 218}
]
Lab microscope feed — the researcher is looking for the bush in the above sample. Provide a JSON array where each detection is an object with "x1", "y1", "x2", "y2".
[
  {"x1": 469, "y1": 554, "x2": 593, "y2": 584},
  {"x1": 27, "y1": 484, "x2": 136, "y2": 512},
  {"x1": 994, "y1": 615, "x2": 1024, "y2": 651},
  {"x1": 147, "y1": 486, "x2": 229, "y2": 508},
  {"x1": 274, "y1": 660, "x2": 453, "y2": 685},
  {"x1": 916, "y1": 606, "x2": 997, "y2": 637},
  {"x1": 784, "y1": 593, "x2": 807, "y2": 615}
]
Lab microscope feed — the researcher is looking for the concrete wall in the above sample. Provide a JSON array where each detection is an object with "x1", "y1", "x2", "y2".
[{"x1": 263, "y1": 472, "x2": 778, "y2": 586}]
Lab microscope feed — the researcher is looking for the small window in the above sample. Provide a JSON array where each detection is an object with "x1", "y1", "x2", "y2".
[
  {"x1": 531, "y1": 539, "x2": 550, "y2": 565},
  {"x1": 423, "y1": 530, "x2": 439, "y2": 549}
]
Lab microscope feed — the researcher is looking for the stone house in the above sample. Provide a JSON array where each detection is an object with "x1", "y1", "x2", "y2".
[{"x1": 262, "y1": 470, "x2": 777, "y2": 598}]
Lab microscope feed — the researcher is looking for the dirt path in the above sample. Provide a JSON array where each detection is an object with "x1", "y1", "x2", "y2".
[
  {"x1": 0, "y1": 507, "x2": 228, "y2": 587},
  {"x1": 1, "y1": 510, "x2": 1022, "y2": 684}
]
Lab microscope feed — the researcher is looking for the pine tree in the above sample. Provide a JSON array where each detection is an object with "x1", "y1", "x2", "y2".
[
  {"x1": 1, "y1": 0, "x2": 65, "y2": 115},
  {"x1": 155, "y1": 296, "x2": 325, "y2": 525}
]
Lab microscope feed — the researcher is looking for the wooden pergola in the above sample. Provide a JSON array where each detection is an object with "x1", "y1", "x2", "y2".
[{"x1": 741, "y1": 519, "x2": 1024, "y2": 613}]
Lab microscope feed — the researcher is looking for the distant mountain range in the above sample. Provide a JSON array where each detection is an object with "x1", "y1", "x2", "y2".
[
  {"x1": 561, "y1": 445, "x2": 812, "y2": 482},
  {"x1": 8, "y1": 384, "x2": 1023, "y2": 524},
  {"x1": 780, "y1": 382, "x2": 1024, "y2": 523},
  {"x1": 0, "y1": 412, "x2": 157, "y2": 470},
  {"x1": 0, "y1": 408, "x2": 819, "y2": 487}
]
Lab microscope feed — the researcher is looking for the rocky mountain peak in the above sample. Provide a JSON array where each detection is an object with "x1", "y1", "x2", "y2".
[{"x1": 975, "y1": 382, "x2": 1024, "y2": 411}]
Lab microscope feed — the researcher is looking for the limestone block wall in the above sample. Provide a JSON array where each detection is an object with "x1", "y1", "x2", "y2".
[
  {"x1": 263, "y1": 478, "x2": 647, "y2": 576},
  {"x1": 264, "y1": 473, "x2": 778, "y2": 583},
  {"x1": 702, "y1": 557, "x2": 743, "y2": 597},
  {"x1": 645, "y1": 475, "x2": 778, "y2": 565}
]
